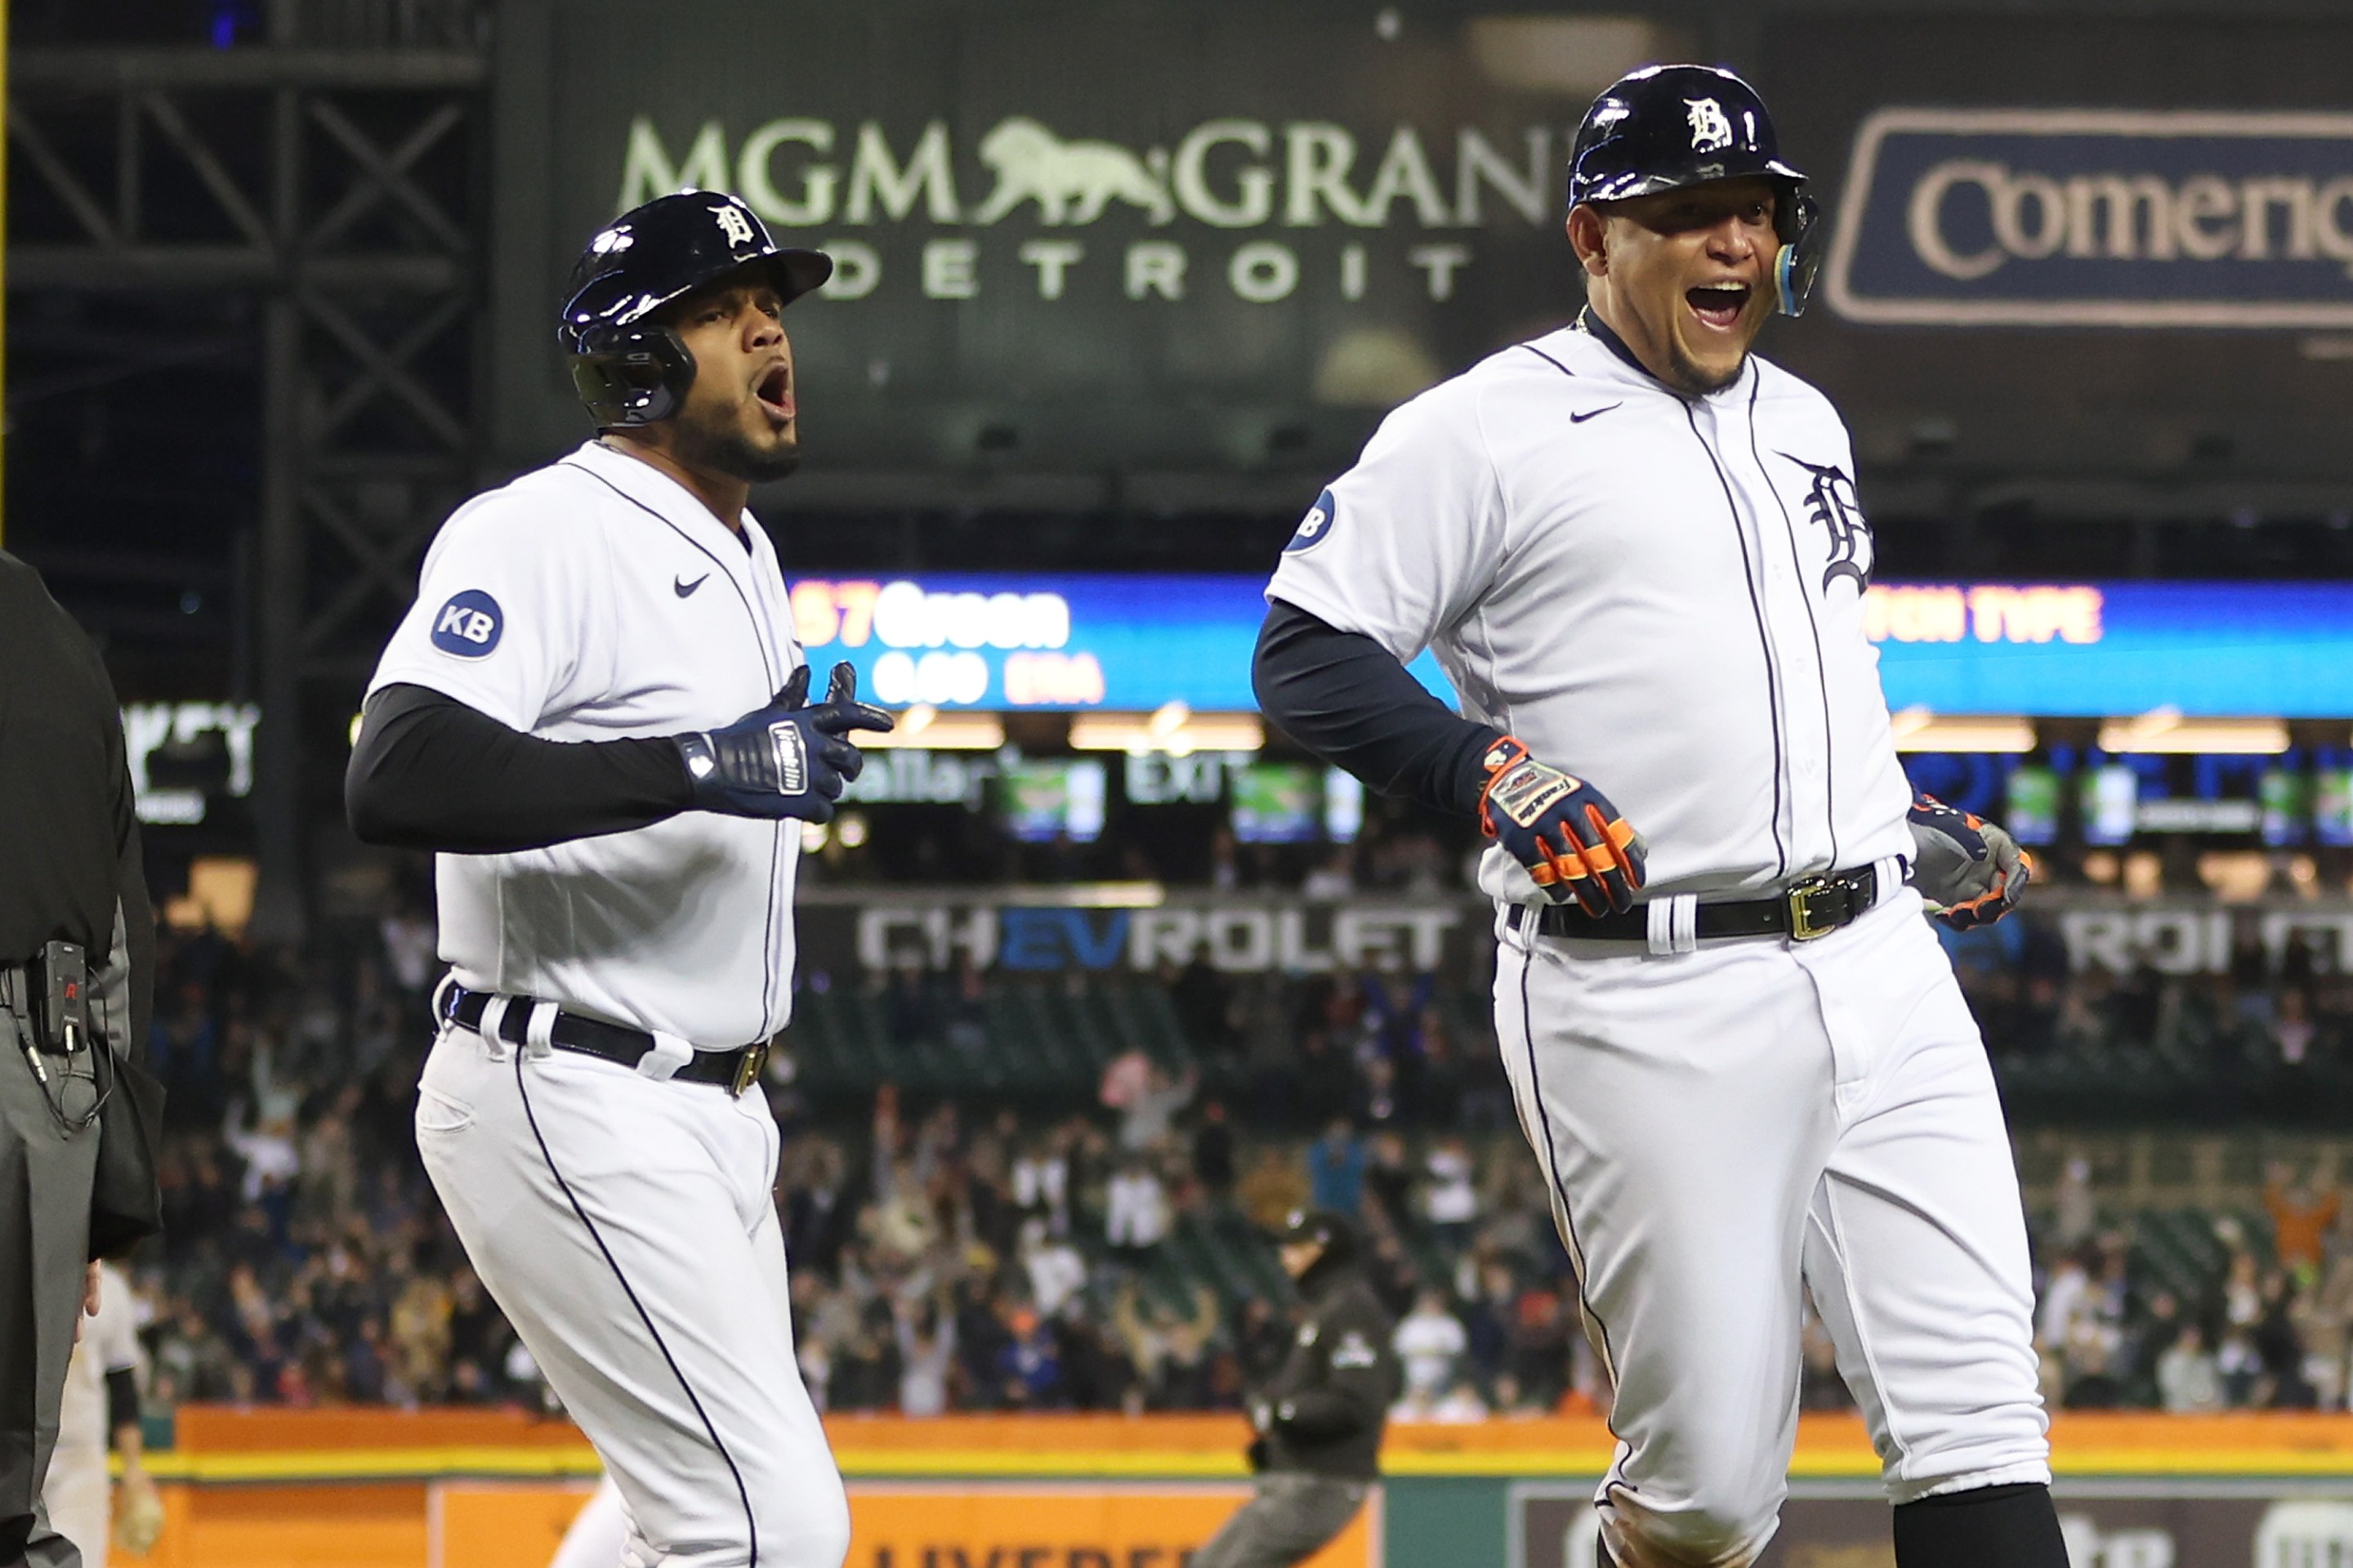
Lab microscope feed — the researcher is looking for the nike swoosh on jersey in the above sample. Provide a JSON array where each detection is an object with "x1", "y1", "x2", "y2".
[
  {"x1": 1569, "y1": 404, "x2": 1623, "y2": 423},
  {"x1": 674, "y1": 574, "x2": 709, "y2": 597}
]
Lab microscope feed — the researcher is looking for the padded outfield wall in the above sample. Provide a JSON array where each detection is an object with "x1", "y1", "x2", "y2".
[{"x1": 104, "y1": 1409, "x2": 2353, "y2": 1566}]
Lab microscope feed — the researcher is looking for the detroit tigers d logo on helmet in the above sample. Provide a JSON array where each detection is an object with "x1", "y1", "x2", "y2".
[
  {"x1": 1569, "y1": 65, "x2": 1829, "y2": 318},
  {"x1": 557, "y1": 191, "x2": 834, "y2": 429}
]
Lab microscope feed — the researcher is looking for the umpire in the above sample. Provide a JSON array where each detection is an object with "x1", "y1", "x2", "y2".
[
  {"x1": 1197, "y1": 1208, "x2": 1400, "y2": 1568},
  {"x1": 0, "y1": 552, "x2": 154, "y2": 1568}
]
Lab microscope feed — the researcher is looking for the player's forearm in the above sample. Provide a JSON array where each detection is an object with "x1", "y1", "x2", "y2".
[
  {"x1": 346, "y1": 682, "x2": 694, "y2": 853},
  {"x1": 1252, "y1": 599, "x2": 1501, "y2": 816}
]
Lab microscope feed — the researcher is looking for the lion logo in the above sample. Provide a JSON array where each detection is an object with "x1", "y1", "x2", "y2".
[{"x1": 973, "y1": 118, "x2": 1173, "y2": 226}]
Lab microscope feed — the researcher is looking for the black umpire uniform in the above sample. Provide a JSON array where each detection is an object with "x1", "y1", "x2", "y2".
[
  {"x1": 0, "y1": 552, "x2": 154, "y2": 1568},
  {"x1": 1196, "y1": 1209, "x2": 1400, "y2": 1568}
]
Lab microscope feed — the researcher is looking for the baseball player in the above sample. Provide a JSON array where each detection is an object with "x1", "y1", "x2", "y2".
[
  {"x1": 347, "y1": 191, "x2": 891, "y2": 1568},
  {"x1": 1253, "y1": 65, "x2": 2058, "y2": 1568},
  {"x1": 1194, "y1": 1209, "x2": 1399, "y2": 1568},
  {"x1": 42, "y1": 1262, "x2": 160, "y2": 1568}
]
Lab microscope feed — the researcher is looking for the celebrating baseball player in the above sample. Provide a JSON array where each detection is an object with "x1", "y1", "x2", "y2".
[
  {"x1": 1254, "y1": 65, "x2": 2054, "y2": 1568},
  {"x1": 348, "y1": 192, "x2": 890, "y2": 1568}
]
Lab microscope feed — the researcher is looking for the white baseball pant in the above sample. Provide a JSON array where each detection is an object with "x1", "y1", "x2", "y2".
[
  {"x1": 39, "y1": 1450, "x2": 107, "y2": 1568},
  {"x1": 417, "y1": 1016, "x2": 847, "y2": 1568},
  {"x1": 1495, "y1": 887, "x2": 2050, "y2": 1568}
]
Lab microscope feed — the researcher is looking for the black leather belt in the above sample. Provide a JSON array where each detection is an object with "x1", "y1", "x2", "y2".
[
  {"x1": 445, "y1": 985, "x2": 770, "y2": 1097},
  {"x1": 1522, "y1": 864, "x2": 1883, "y2": 944}
]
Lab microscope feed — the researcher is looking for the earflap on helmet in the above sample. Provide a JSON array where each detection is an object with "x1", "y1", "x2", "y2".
[
  {"x1": 1775, "y1": 191, "x2": 1825, "y2": 318},
  {"x1": 566, "y1": 324, "x2": 696, "y2": 428}
]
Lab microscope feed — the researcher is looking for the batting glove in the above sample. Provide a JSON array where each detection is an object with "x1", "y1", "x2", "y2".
[
  {"x1": 1907, "y1": 790, "x2": 2032, "y2": 929},
  {"x1": 115, "y1": 1470, "x2": 165, "y2": 1555},
  {"x1": 1478, "y1": 735, "x2": 1645, "y2": 916},
  {"x1": 676, "y1": 662, "x2": 894, "y2": 824}
]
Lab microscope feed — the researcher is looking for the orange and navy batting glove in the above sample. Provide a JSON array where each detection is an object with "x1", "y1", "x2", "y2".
[
  {"x1": 1478, "y1": 736, "x2": 1645, "y2": 916},
  {"x1": 1907, "y1": 789, "x2": 2033, "y2": 930}
]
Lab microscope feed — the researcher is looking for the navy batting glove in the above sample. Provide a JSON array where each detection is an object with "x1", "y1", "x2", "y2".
[
  {"x1": 1479, "y1": 735, "x2": 1646, "y2": 917},
  {"x1": 676, "y1": 662, "x2": 895, "y2": 824},
  {"x1": 1908, "y1": 790, "x2": 2032, "y2": 929}
]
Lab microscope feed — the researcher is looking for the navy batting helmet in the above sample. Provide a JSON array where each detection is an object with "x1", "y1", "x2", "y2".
[
  {"x1": 558, "y1": 191, "x2": 833, "y2": 428},
  {"x1": 1568, "y1": 65, "x2": 1825, "y2": 318}
]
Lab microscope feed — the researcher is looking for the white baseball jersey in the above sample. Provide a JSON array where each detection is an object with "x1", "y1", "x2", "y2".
[
  {"x1": 1267, "y1": 322, "x2": 1914, "y2": 904},
  {"x1": 368, "y1": 439, "x2": 805, "y2": 1045}
]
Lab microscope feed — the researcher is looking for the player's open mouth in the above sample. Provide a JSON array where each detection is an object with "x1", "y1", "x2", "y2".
[
  {"x1": 754, "y1": 364, "x2": 794, "y2": 422},
  {"x1": 1685, "y1": 284, "x2": 1750, "y2": 331}
]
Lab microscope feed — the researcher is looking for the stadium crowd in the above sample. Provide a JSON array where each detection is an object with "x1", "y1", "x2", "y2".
[{"x1": 111, "y1": 859, "x2": 2353, "y2": 1427}]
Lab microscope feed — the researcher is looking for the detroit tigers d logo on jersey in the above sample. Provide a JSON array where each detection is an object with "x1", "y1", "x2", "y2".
[
  {"x1": 431, "y1": 590, "x2": 504, "y2": 657},
  {"x1": 1285, "y1": 489, "x2": 1340, "y2": 554},
  {"x1": 1781, "y1": 457, "x2": 1875, "y2": 593}
]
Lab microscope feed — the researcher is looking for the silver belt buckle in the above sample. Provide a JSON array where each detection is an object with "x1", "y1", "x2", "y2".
[{"x1": 1785, "y1": 875, "x2": 1838, "y2": 941}]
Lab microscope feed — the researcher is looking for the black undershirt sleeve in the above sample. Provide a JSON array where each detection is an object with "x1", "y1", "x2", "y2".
[
  {"x1": 1252, "y1": 598, "x2": 1503, "y2": 818},
  {"x1": 345, "y1": 683, "x2": 696, "y2": 854},
  {"x1": 105, "y1": 1366, "x2": 140, "y2": 1440}
]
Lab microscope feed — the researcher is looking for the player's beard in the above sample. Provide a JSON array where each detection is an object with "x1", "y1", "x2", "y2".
[
  {"x1": 1663, "y1": 346, "x2": 1743, "y2": 397},
  {"x1": 1660, "y1": 327, "x2": 1752, "y2": 397},
  {"x1": 672, "y1": 402, "x2": 802, "y2": 484}
]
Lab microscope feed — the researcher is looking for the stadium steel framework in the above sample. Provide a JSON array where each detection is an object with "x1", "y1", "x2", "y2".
[{"x1": 8, "y1": 7, "x2": 486, "y2": 939}]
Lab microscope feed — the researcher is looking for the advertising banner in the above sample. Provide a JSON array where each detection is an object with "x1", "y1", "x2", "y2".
[
  {"x1": 1824, "y1": 109, "x2": 2353, "y2": 328},
  {"x1": 793, "y1": 895, "x2": 2353, "y2": 982},
  {"x1": 492, "y1": 0, "x2": 1654, "y2": 482},
  {"x1": 1513, "y1": 1481, "x2": 2353, "y2": 1568}
]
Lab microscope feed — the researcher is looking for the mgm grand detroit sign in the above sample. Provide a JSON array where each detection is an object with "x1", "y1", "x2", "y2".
[
  {"x1": 1826, "y1": 108, "x2": 2353, "y2": 328},
  {"x1": 615, "y1": 113, "x2": 1564, "y2": 309}
]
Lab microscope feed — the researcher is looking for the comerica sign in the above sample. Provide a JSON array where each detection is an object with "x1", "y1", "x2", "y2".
[{"x1": 1824, "y1": 109, "x2": 2353, "y2": 327}]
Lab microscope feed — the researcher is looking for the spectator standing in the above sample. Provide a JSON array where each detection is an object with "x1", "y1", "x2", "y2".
[
  {"x1": 784, "y1": 1139, "x2": 853, "y2": 1275},
  {"x1": 1105, "y1": 1157, "x2": 1171, "y2": 1264},
  {"x1": 1118, "y1": 1061, "x2": 1199, "y2": 1154},
  {"x1": 996, "y1": 1307, "x2": 1063, "y2": 1409},
  {"x1": 2156, "y1": 1325, "x2": 2223, "y2": 1414},
  {"x1": 2034, "y1": 1249, "x2": 2092, "y2": 1402},
  {"x1": 2266, "y1": 1164, "x2": 2340, "y2": 1285},
  {"x1": 1020, "y1": 1219, "x2": 1088, "y2": 1317},
  {"x1": 1422, "y1": 1136, "x2": 1479, "y2": 1253},
  {"x1": 2217, "y1": 1325, "x2": 2265, "y2": 1407},
  {"x1": 894, "y1": 1299, "x2": 957, "y2": 1418},
  {"x1": 2050, "y1": 1156, "x2": 2096, "y2": 1254},
  {"x1": 1011, "y1": 1132, "x2": 1072, "y2": 1238},
  {"x1": 1392, "y1": 1288, "x2": 1469, "y2": 1400},
  {"x1": 1307, "y1": 1121, "x2": 1367, "y2": 1216}
]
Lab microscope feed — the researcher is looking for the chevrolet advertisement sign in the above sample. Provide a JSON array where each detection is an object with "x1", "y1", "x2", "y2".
[{"x1": 1825, "y1": 109, "x2": 2353, "y2": 328}]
